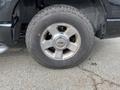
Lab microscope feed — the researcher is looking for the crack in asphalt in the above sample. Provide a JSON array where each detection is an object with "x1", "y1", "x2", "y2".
[
  {"x1": 78, "y1": 67, "x2": 120, "y2": 90},
  {"x1": 87, "y1": 75, "x2": 98, "y2": 90}
]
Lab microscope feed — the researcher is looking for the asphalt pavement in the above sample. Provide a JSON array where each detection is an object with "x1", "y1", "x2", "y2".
[{"x1": 0, "y1": 38, "x2": 120, "y2": 90}]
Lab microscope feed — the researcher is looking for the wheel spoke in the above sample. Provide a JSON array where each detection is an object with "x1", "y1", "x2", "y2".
[
  {"x1": 55, "y1": 49, "x2": 63, "y2": 59},
  {"x1": 47, "y1": 25, "x2": 59, "y2": 36},
  {"x1": 67, "y1": 42, "x2": 78, "y2": 52},
  {"x1": 41, "y1": 40, "x2": 53, "y2": 50},
  {"x1": 64, "y1": 27, "x2": 76, "y2": 38}
]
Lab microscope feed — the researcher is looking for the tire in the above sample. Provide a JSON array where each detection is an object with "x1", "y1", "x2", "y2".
[{"x1": 26, "y1": 5, "x2": 95, "y2": 69}]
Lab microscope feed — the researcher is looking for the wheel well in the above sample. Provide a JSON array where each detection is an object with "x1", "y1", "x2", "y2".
[
  {"x1": 40, "y1": 0, "x2": 106, "y2": 38},
  {"x1": 13, "y1": 0, "x2": 106, "y2": 41}
]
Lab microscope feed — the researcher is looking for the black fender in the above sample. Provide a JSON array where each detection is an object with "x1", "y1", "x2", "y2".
[
  {"x1": 0, "y1": 0, "x2": 19, "y2": 46},
  {"x1": 0, "y1": 0, "x2": 20, "y2": 21}
]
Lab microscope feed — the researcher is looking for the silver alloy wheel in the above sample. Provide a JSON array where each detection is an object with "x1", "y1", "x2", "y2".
[{"x1": 40, "y1": 23, "x2": 81, "y2": 60}]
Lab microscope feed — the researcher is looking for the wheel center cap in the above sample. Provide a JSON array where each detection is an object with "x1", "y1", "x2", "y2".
[{"x1": 54, "y1": 36, "x2": 68, "y2": 49}]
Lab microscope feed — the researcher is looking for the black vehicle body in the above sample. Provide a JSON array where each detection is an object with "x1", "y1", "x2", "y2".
[{"x1": 0, "y1": 0, "x2": 120, "y2": 46}]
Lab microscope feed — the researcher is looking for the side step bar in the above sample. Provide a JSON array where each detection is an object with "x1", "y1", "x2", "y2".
[{"x1": 0, "y1": 43, "x2": 8, "y2": 54}]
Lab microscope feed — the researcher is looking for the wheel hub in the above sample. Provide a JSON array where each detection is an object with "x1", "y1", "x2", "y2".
[{"x1": 54, "y1": 35, "x2": 68, "y2": 50}]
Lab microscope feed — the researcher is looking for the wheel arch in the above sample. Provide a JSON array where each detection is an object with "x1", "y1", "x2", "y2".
[
  {"x1": 12, "y1": 0, "x2": 107, "y2": 41},
  {"x1": 35, "y1": 0, "x2": 107, "y2": 38}
]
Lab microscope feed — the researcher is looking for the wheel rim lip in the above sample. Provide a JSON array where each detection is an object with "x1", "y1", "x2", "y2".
[{"x1": 40, "y1": 23, "x2": 81, "y2": 60}]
